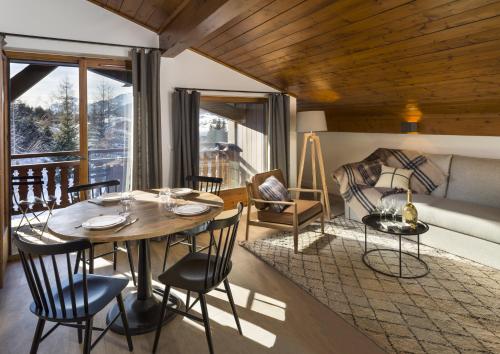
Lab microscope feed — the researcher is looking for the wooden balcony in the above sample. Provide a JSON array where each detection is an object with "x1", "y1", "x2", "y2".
[
  {"x1": 10, "y1": 151, "x2": 81, "y2": 214},
  {"x1": 10, "y1": 149, "x2": 127, "y2": 215}
]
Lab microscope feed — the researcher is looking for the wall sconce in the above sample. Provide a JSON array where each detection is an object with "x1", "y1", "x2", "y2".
[{"x1": 401, "y1": 122, "x2": 418, "y2": 134}]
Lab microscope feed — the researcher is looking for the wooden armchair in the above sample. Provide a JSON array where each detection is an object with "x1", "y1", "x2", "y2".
[{"x1": 245, "y1": 169, "x2": 325, "y2": 253}]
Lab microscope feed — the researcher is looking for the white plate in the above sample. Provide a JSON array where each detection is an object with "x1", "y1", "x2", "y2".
[
  {"x1": 97, "y1": 192, "x2": 122, "y2": 202},
  {"x1": 173, "y1": 204, "x2": 210, "y2": 216},
  {"x1": 171, "y1": 188, "x2": 193, "y2": 197},
  {"x1": 82, "y1": 215, "x2": 127, "y2": 230}
]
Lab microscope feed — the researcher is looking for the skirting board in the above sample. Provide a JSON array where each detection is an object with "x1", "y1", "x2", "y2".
[{"x1": 345, "y1": 204, "x2": 500, "y2": 270}]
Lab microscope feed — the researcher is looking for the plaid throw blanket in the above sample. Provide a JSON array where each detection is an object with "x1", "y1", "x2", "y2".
[{"x1": 333, "y1": 148, "x2": 446, "y2": 217}]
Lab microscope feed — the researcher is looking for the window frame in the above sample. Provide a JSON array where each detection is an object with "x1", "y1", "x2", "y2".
[
  {"x1": 6, "y1": 51, "x2": 131, "y2": 185},
  {"x1": 199, "y1": 95, "x2": 269, "y2": 190}
]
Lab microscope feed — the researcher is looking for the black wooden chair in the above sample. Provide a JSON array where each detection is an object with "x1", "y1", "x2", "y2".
[
  {"x1": 153, "y1": 203, "x2": 244, "y2": 354},
  {"x1": 186, "y1": 175, "x2": 223, "y2": 195},
  {"x1": 14, "y1": 235, "x2": 133, "y2": 354},
  {"x1": 12, "y1": 175, "x2": 56, "y2": 237},
  {"x1": 162, "y1": 175, "x2": 224, "y2": 272},
  {"x1": 69, "y1": 180, "x2": 136, "y2": 287}
]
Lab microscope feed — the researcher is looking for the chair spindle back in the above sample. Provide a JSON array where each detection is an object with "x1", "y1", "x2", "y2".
[
  {"x1": 68, "y1": 179, "x2": 120, "y2": 204},
  {"x1": 186, "y1": 175, "x2": 223, "y2": 196},
  {"x1": 204, "y1": 202, "x2": 243, "y2": 288},
  {"x1": 14, "y1": 235, "x2": 92, "y2": 319}
]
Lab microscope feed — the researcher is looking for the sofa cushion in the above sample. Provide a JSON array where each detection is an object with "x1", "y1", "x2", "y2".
[
  {"x1": 388, "y1": 194, "x2": 500, "y2": 244},
  {"x1": 417, "y1": 198, "x2": 500, "y2": 244},
  {"x1": 375, "y1": 165, "x2": 412, "y2": 189},
  {"x1": 447, "y1": 155, "x2": 500, "y2": 208},
  {"x1": 257, "y1": 199, "x2": 322, "y2": 225},
  {"x1": 425, "y1": 153, "x2": 452, "y2": 198}
]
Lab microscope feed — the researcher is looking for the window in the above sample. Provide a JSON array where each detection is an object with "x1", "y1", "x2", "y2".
[
  {"x1": 8, "y1": 54, "x2": 133, "y2": 213},
  {"x1": 87, "y1": 67, "x2": 133, "y2": 189},
  {"x1": 10, "y1": 61, "x2": 80, "y2": 156},
  {"x1": 199, "y1": 97, "x2": 268, "y2": 189}
]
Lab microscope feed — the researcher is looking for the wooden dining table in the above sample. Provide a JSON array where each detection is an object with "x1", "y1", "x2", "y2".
[{"x1": 48, "y1": 190, "x2": 224, "y2": 335}]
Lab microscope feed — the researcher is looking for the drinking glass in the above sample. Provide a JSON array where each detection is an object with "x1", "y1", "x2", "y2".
[
  {"x1": 120, "y1": 192, "x2": 133, "y2": 214},
  {"x1": 160, "y1": 189, "x2": 176, "y2": 212},
  {"x1": 159, "y1": 188, "x2": 171, "y2": 202}
]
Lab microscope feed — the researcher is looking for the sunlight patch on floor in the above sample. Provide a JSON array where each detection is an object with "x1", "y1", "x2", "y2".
[
  {"x1": 206, "y1": 282, "x2": 250, "y2": 307},
  {"x1": 250, "y1": 292, "x2": 286, "y2": 321}
]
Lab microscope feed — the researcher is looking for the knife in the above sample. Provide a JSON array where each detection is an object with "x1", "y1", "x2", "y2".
[{"x1": 114, "y1": 218, "x2": 139, "y2": 233}]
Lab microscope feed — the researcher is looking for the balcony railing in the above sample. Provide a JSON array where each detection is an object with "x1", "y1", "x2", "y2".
[
  {"x1": 11, "y1": 152, "x2": 80, "y2": 214},
  {"x1": 200, "y1": 144, "x2": 258, "y2": 189},
  {"x1": 10, "y1": 149, "x2": 127, "y2": 215}
]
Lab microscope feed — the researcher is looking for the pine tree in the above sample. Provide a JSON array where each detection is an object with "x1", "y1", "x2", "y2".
[
  {"x1": 89, "y1": 81, "x2": 113, "y2": 148},
  {"x1": 53, "y1": 78, "x2": 78, "y2": 151},
  {"x1": 11, "y1": 102, "x2": 40, "y2": 153}
]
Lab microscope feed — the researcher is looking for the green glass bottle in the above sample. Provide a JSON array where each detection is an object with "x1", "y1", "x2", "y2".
[{"x1": 402, "y1": 189, "x2": 418, "y2": 229}]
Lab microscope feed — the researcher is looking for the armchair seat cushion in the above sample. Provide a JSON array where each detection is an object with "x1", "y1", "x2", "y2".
[{"x1": 257, "y1": 199, "x2": 323, "y2": 225}]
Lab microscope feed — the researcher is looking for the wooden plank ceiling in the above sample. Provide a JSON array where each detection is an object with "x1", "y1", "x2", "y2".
[
  {"x1": 89, "y1": 0, "x2": 500, "y2": 135},
  {"x1": 87, "y1": 0, "x2": 188, "y2": 32}
]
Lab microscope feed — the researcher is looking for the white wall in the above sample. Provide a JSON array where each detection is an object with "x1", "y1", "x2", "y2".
[
  {"x1": 160, "y1": 50, "x2": 284, "y2": 186},
  {"x1": 0, "y1": 0, "x2": 158, "y2": 57},
  {"x1": 299, "y1": 131, "x2": 500, "y2": 194}
]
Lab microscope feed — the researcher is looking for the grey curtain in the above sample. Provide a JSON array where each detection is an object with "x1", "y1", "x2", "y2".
[
  {"x1": 172, "y1": 89, "x2": 200, "y2": 187},
  {"x1": 268, "y1": 93, "x2": 290, "y2": 182},
  {"x1": 130, "y1": 49, "x2": 162, "y2": 190}
]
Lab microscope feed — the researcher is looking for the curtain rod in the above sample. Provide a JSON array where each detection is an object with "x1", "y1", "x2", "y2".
[
  {"x1": 0, "y1": 31, "x2": 161, "y2": 51},
  {"x1": 175, "y1": 87, "x2": 285, "y2": 95}
]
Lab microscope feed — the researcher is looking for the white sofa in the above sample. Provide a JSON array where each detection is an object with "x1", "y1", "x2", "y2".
[{"x1": 344, "y1": 153, "x2": 500, "y2": 269}]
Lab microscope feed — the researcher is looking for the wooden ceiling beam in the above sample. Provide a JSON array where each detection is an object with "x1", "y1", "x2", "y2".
[{"x1": 159, "y1": 0, "x2": 261, "y2": 57}]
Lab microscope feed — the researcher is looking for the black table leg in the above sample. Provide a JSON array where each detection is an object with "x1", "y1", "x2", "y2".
[
  {"x1": 399, "y1": 236, "x2": 402, "y2": 277},
  {"x1": 417, "y1": 234, "x2": 420, "y2": 258},
  {"x1": 364, "y1": 224, "x2": 367, "y2": 251},
  {"x1": 106, "y1": 238, "x2": 180, "y2": 335}
]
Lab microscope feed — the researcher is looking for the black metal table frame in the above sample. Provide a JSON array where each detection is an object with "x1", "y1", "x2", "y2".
[
  {"x1": 362, "y1": 216, "x2": 430, "y2": 279},
  {"x1": 106, "y1": 238, "x2": 180, "y2": 335}
]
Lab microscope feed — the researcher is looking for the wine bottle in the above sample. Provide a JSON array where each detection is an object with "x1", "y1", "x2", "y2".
[{"x1": 402, "y1": 189, "x2": 418, "y2": 229}]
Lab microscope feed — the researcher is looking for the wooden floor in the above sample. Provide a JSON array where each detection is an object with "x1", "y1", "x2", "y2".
[{"x1": 0, "y1": 204, "x2": 384, "y2": 354}]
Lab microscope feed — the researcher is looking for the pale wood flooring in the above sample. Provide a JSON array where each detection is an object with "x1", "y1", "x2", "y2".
[{"x1": 0, "y1": 201, "x2": 384, "y2": 354}]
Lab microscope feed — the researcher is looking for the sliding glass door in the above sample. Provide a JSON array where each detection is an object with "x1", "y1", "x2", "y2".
[
  {"x1": 199, "y1": 96, "x2": 268, "y2": 190},
  {"x1": 7, "y1": 53, "x2": 133, "y2": 254},
  {"x1": 87, "y1": 63, "x2": 133, "y2": 191}
]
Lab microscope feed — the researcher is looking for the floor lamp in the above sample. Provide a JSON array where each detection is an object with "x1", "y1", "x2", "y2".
[{"x1": 296, "y1": 111, "x2": 331, "y2": 219}]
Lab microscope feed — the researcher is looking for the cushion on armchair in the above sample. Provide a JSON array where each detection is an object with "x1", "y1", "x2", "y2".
[
  {"x1": 258, "y1": 175, "x2": 291, "y2": 212},
  {"x1": 251, "y1": 169, "x2": 287, "y2": 210}
]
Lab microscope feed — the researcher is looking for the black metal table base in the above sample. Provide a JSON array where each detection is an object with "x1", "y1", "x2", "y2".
[
  {"x1": 363, "y1": 219, "x2": 430, "y2": 279},
  {"x1": 362, "y1": 248, "x2": 430, "y2": 279},
  {"x1": 106, "y1": 289, "x2": 180, "y2": 335},
  {"x1": 106, "y1": 238, "x2": 180, "y2": 335}
]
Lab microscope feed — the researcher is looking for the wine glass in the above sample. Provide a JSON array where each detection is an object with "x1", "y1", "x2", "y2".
[{"x1": 387, "y1": 197, "x2": 397, "y2": 224}]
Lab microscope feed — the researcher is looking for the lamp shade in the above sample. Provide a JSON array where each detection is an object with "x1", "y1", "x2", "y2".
[{"x1": 296, "y1": 111, "x2": 327, "y2": 132}]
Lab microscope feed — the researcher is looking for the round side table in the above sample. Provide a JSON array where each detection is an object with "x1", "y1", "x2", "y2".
[{"x1": 362, "y1": 214, "x2": 430, "y2": 279}]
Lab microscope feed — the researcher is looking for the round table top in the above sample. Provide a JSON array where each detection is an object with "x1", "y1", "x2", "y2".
[
  {"x1": 362, "y1": 214, "x2": 429, "y2": 236},
  {"x1": 48, "y1": 190, "x2": 224, "y2": 243}
]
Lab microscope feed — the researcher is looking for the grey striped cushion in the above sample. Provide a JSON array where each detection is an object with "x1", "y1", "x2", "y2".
[{"x1": 258, "y1": 176, "x2": 291, "y2": 213}]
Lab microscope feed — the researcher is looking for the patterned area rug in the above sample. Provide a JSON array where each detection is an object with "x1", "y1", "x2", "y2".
[{"x1": 241, "y1": 217, "x2": 500, "y2": 354}]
